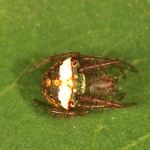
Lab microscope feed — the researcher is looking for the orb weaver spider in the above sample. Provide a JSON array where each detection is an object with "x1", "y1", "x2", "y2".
[{"x1": 30, "y1": 52, "x2": 137, "y2": 118}]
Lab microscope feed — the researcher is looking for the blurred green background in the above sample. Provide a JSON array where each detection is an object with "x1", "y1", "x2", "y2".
[{"x1": 0, "y1": 0, "x2": 150, "y2": 150}]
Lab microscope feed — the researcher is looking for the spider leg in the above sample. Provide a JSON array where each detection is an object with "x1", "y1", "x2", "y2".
[
  {"x1": 29, "y1": 52, "x2": 80, "y2": 72},
  {"x1": 55, "y1": 109, "x2": 90, "y2": 118},
  {"x1": 34, "y1": 99, "x2": 89, "y2": 118},
  {"x1": 77, "y1": 95, "x2": 136, "y2": 110},
  {"x1": 79, "y1": 59, "x2": 137, "y2": 73},
  {"x1": 79, "y1": 56, "x2": 137, "y2": 73},
  {"x1": 78, "y1": 103, "x2": 118, "y2": 110},
  {"x1": 114, "y1": 65, "x2": 126, "y2": 78},
  {"x1": 117, "y1": 92, "x2": 126, "y2": 102}
]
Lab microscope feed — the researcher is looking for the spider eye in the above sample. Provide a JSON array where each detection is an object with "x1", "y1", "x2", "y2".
[
  {"x1": 69, "y1": 101, "x2": 74, "y2": 107},
  {"x1": 71, "y1": 58, "x2": 77, "y2": 66},
  {"x1": 72, "y1": 60, "x2": 77, "y2": 66},
  {"x1": 50, "y1": 95, "x2": 54, "y2": 99},
  {"x1": 71, "y1": 57, "x2": 78, "y2": 67}
]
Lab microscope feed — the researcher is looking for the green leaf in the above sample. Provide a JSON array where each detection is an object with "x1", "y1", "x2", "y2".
[{"x1": 0, "y1": 0, "x2": 149, "y2": 150}]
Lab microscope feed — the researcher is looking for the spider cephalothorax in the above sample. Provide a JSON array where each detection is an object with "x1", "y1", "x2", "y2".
[{"x1": 30, "y1": 52, "x2": 137, "y2": 117}]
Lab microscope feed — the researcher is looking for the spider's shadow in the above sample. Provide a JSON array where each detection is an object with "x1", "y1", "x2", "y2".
[{"x1": 12, "y1": 54, "x2": 52, "y2": 111}]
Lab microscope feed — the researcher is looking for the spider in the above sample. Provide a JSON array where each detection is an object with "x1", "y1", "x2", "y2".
[{"x1": 29, "y1": 52, "x2": 137, "y2": 117}]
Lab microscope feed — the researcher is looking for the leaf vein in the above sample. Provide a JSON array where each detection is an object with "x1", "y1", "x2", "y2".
[{"x1": 120, "y1": 132, "x2": 150, "y2": 150}]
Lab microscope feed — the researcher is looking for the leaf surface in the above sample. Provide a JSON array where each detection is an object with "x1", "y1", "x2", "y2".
[{"x1": 0, "y1": 0, "x2": 150, "y2": 150}]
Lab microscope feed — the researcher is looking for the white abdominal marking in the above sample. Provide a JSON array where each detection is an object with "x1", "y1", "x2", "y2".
[{"x1": 58, "y1": 58, "x2": 73, "y2": 110}]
